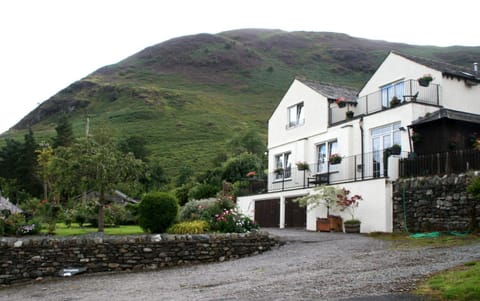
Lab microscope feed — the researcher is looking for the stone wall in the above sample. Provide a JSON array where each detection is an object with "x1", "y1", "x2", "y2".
[
  {"x1": 0, "y1": 231, "x2": 279, "y2": 285},
  {"x1": 393, "y1": 173, "x2": 480, "y2": 232}
]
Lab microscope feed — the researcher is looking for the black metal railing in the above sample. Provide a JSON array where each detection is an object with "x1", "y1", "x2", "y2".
[
  {"x1": 399, "y1": 149, "x2": 480, "y2": 177},
  {"x1": 329, "y1": 79, "x2": 440, "y2": 125},
  {"x1": 266, "y1": 150, "x2": 396, "y2": 193}
]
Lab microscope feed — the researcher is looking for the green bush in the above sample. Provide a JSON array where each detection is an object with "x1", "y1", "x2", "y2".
[
  {"x1": 188, "y1": 183, "x2": 219, "y2": 200},
  {"x1": 166, "y1": 220, "x2": 209, "y2": 234},
  {"x1": 138, "y1": 192, "x2": 179, "y2": 233}
]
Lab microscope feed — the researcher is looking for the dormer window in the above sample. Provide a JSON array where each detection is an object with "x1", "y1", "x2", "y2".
[{"x1": 287, "y1": 102, "x2": 305, "y2": 128}]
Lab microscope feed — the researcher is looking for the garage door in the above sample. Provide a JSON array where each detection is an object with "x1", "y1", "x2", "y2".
[
  {"x1": 254, "y1": 199, "x2": 280, "y2": 227},
  {"x1": 285, "y1": 198, "x2": 306, "y2": 228}
]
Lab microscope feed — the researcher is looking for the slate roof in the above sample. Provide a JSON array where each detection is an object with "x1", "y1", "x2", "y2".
[
  {"x1": 393, "y1": 51, "x2": 479, "y2": 82},
  {"x1": 411, "y1": 108, "x2": 480, "y2": 126},
  {"x1": 0, "y1": 196, "x2": 23, "y2": 214},
  {"x1": 297, "y1": 78, "x2": 358, "y2": 101}
]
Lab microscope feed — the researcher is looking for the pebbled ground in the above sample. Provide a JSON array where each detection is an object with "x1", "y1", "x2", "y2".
[{"x1": 1, "y1": 229, "x2": 479, "y2": 301}]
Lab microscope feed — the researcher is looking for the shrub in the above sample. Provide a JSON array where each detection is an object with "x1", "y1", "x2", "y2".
[
  {"x1": 188, "y1": 183, "x2": 219, "y2": 200},
  {"x1": 138, "y1": 192, "x2": 179, "y2": 233},
  {"x1": 180, "y1": 197, "x2": 235, "y2": 222},
  {"x1": 210, "y1": 209, "x2": 258, "y2": 233},
  {"x1": 166, "y1": 220, "x2": 209, "y2": 234}
]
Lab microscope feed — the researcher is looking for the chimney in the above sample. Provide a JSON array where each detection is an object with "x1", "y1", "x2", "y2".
[{"x1": 474, "y1": 62, "x2": 478, "y2": 77}]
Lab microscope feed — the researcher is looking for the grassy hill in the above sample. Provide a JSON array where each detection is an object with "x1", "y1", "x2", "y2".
[{"x1": 3, "y1": 29, "x2": 480, "y2": 177}]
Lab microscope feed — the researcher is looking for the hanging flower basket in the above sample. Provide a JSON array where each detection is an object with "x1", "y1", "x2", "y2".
[
  {"x1": 296, "y1": 161, "x2": 310, "y2": 171},
  {"x1": 418, "y1": 74, "x2": 433, "y2": 87},
  {"x1": 329, "y1": 154, "x2": 342, "y2": 165}
]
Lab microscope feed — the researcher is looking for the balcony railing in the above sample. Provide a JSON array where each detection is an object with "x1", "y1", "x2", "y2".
[
  {"x1": 330, "y1": 79, "x2": 440, "y2": 125},
  {"x1": 265, "y1": 151, "x2": 406, "y2": 193}
]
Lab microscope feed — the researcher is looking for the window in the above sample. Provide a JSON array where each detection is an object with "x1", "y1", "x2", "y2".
[
  {"x1": 287, "y1": 102, "x2": 304, "y2": 128},
  {"x1": 274, "y1": 152, "x2": 291, "y2": 179},
  {"x1": 381, "y1": 81, "x2": 404, "y2": 108},
  {"x1": 316, "y1": 140, "x2": 338, "y2": 174},
  {"x1": 371, "y1": 122, "x2": 401, "y2": 177}
]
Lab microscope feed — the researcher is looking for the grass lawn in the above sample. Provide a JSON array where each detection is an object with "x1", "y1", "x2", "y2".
[
  {"x1": 416, "y1": 261, "x2": 480, "y2": 301},
  {"x1": 42, "y1": 223, "x2": 144, "y2": 236}
]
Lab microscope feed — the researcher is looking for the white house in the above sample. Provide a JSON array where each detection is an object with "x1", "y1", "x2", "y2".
[{"x1": 237, "y1": 51, "x2": 480, "y2": 233}]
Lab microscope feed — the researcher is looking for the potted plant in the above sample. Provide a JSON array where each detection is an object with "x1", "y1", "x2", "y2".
[
  {"x1": 293, "y1": 185, "x2": 343, "y2": 232},
  {"x1": 390, "y1": 96, "x2": 401, "y2": 107},
  {"x1": 389, "y1": 144, "x2": 401, "y2": 156},
  {"x1": 346, "y1": 110, "x2": 354, "y2": 119},
  {"x1": 295, "y1": 161, "x2": 310, "y2": 171},
  {"x1": 412, "y1": 132, "x2": 422, "y2": 143},
  {"x1": 329, "y1": 153, "x2": 342, "y2": 165},
  {"x1": 336, "y1": 188, "x2": 363, "y2": 233},
  {"x1": 274, "y1": 167, "x2": 284, "y2": 176},
  {"x1": 418, "y1": 74, "x2": 433, "y2": 87}
]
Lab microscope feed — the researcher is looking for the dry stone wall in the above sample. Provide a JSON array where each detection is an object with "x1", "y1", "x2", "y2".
[
  {"x1": 393, "y1": 173, "x2": 480, "y2": 232},
  {"x1": 0, "y1": 231, "x2": 278, "y2": 285}
]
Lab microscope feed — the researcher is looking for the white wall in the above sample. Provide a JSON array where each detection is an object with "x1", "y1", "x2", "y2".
[
  {"x1": 359, "y1": 52, "x2": 442, "y2": 97},
  {"x1": 441, "y1": 77, "x2": 480, "y2": 114},
  {"x1": 268, "y1": 79, "x2": 329, "y2": 148}
]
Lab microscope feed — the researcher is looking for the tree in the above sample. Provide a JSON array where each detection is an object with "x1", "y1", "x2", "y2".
[
  {"x1": 294, "y1": 185, "x2": 342, "y2": 215},
  {"x1": 227, "y1": 128, "x2": 266, "y2": 157},
  {"x1": 221, "y1": 152, "x2": 262, "y2": 183},
  {"x1": 52, "y1": 114, "x2": 74, "y2": 148},
  {"x1": 50, "y1": 138, "x2": 144, "y2": 232},
  {"x1": 139, "y1": 159, "x2": 169, "y2": 192},
  {"x1": 118, "y1": 135, "x2": 150, "y2": 161}
]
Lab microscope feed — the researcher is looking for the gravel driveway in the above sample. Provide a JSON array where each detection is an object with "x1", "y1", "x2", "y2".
[{"x1": 1, "y1": 229, "x2": 479, "y2": 301}]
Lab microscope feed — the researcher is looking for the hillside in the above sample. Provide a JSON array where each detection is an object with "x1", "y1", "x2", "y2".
[{"x1": 4, "y1": 29, "x2": 480, "y2": 177}]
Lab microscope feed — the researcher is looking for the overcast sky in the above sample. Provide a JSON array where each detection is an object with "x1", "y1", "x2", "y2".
[{"x1": 1, "y1": 0, "x2": 479, "y2": 134}]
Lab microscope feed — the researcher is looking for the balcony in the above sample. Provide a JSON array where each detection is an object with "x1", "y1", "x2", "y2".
[
  {"x1": 329, "y1": 79, "x2": 440, "y2": 125},
  {"x1": 263, "y1": 151, "x2": 409, "y2": 193}
]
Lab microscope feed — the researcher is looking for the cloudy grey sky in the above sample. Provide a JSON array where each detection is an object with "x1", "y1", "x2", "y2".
[{"x1": 1, "y1": 0, "x2": 479, "y2": 133}]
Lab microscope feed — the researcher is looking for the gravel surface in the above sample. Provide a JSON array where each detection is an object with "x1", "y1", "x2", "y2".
[{"x1": 1, "y1": 229, "x2": 479, "y2": 301}]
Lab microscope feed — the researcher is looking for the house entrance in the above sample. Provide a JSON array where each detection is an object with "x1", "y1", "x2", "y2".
[{"x1": 371, "y1": 122, "x2": 401, "y2": 177}]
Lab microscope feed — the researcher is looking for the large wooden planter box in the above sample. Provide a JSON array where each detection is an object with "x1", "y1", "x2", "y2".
[{"x1": 316, "y1": 216, "x2": 343, "y2": 232}]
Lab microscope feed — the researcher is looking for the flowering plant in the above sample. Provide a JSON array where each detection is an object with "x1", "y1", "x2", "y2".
[
  {"x1": 295, "y1": 161, "x2": 310, "y2": 171},
  {"x1": 336, "y1": 188, "x2": 362, "y2": 221},
  {"x1": 335, "y1": 97, "x2": 347, "y2": 108},
  {"x1": 211, "y1": 208, "x2": 259, "y2": 233},
  {"x1": 329, "y1": 153, "x2": 342, "y2": 164}
]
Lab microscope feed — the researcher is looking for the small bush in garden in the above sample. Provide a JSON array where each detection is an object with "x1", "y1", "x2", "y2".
[
  {"x1": 166, "y1": 220, "x2": 209, "y2": 234},
  {"x1": 138, "y1": 192, "x2": 179, "y2": 233},
  {"x1": 180, "y1": 197, "x2": 235, "y2": 222},
  {"x1": 210, "y1": 209, "x2": 259, "y2": 233}
]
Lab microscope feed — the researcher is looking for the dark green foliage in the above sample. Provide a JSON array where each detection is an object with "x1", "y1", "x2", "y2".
[
  {"x1": 139, "y1": 159, "x2": 170, "y2": 192},
  {"x1": 188, "y1": 183, "x2": 219, "y2": 200},
  {"x1": 52, "y1": 114, "x2": 74, "y2": 148},
  {"x1": 227, "y1": 128, "x2": 266, "y2": 157},
  {"x1": 138, "y1": 192, "x2": 179, "y2": 233},
  {"x1": 0, "y1": 129, "x2": 41, "y2": 201},
  {"x1": 222, "y1": 152, "x2": 262, "y2": 183},
  {"x1": 176, "y1": 165, "x2": 194, "y2": 186},
  {"x1": 117, "y1": 135, "x2": 150, "y2": 161},
  {"x1": 467, "y1": 176, "x2": 480, "y2": 231},
  {"x1": 174, "y1": 184, "x2": 193, "y2": 206}
]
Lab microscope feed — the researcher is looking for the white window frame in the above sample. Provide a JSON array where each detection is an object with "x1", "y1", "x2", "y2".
[
  {"x1": 274, "y1": 152, "x2": 292, "y2": 180},
  {"x1": 371, "y1": 122, "x2": 401, "y2": 177},
  {"x1": 315, "y1": 140, "x2": 339, "y2": 174},
  {"x1": 287, "y1": 102, "x2": 305, "y2": 128},
  {"x1": 381, "y1": 81, "x2": 405, "y2": 108}
]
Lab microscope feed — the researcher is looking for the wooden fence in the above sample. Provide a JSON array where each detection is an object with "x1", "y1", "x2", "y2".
[{"x1": 399, "y1": 149, "x2": 480, "y2": 177}]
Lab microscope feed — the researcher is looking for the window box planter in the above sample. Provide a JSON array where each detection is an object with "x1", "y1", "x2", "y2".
[{"x1": 418, "y1": 74, "x2": 433, "y2": 87}]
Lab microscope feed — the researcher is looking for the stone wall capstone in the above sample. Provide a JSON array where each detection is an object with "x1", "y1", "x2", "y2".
[
  {"x1": 0, "y1": 231, "x2": 279, "y2": 285},
  {"x1": 392, "y1": 173, "x2": 480, "y2": 232}
]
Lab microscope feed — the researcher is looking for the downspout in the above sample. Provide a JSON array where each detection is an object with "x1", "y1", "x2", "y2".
[{"x1": 359, "y1": 117, "x2": 364, "y2": 180}]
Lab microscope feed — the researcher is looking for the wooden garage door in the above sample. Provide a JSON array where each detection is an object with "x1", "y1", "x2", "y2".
[
  {"x1": 254, "y1": 199, "x2": 280, "y2": 227},
  {"x1": 285, "y1": 198, "x2": 306, "y2": 228}
]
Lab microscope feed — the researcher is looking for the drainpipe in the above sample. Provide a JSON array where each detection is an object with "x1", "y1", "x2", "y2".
[{"x1": 359, "y1": 117, "x2": 364, "y2": 180}]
